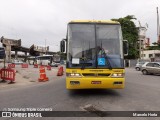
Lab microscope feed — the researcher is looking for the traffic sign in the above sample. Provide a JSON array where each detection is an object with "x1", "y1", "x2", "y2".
[{"x1": 98, "y1": 58, "x2": 105, "y2": 65}]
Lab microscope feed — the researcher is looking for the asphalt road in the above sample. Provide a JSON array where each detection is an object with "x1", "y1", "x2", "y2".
[{"x1": 0, "y1": 68, "x2": 160, "y2": 120}]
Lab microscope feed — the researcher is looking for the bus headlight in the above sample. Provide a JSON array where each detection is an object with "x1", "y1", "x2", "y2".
[
  {"x1": 111, "y1": 73, "x2": 124, "y2": 77},
  {"x1": 66, "y1": 73, "x2": 82, "y2": 77}
]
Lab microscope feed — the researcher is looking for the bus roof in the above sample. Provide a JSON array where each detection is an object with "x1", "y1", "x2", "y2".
[{"x1": 69, "y1": 20, "x2": 120, "y2": 24}]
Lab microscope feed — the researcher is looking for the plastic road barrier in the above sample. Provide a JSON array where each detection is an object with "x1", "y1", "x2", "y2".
[
  {"x1": 21, "y1": 64, "x2": 28, "y2": 68},
  {"x1": 34, "y1": 64, "x2": 38, "y2": 68},
  {"x1": 0, "y1": 68, "x2": 16, "y2": 84},
  {"x1": 8, "y1": 64, "x2": 15, "y2": 68},
  {"x1": 46, "y1": 65, "x2": 51, "y2": 70}
]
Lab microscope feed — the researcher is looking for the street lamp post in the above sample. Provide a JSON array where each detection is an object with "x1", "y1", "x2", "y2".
[
  {"x1": 138, "y1": 27, "x2": 147, "y2": 61},
  {"x1": 45, "y1": 39, "x2": 46, "y2": 55},
  {"x1": 139, "y1": 39, "x2": 141, "y2": 60}
]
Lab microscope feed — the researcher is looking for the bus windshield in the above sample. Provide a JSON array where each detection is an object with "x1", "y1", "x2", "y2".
[{"x1": 67, "y1": 23, "x2": 124, "y2": 69}]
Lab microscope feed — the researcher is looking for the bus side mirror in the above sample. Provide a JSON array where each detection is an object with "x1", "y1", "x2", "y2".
[
  {"x1": 60, "y1": 39, "x2": 66, "y2": 52},
  {"x1": 123, "y1": 40, "x2": 128, "y2": 56}
]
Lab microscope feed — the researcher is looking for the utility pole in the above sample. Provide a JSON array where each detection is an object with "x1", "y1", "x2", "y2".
[
  {"x1": 138, "y1": 21, "x2": 142, "y2": 60},
  {"x1": 157, "y1": 7, "x2": 160, "y2": 44},
  {"x1": 138, "y1": 21, "x2": 147, "y2": 61},
  {"x1": 45, "y1": 39, "x2": 46, "y2": 55},
  {"x1": 157, "y1": 7, "x2": 159, "y2": 40},
  {"x1": 139, "y1": 37, "x2": 142, "y2": 60}
]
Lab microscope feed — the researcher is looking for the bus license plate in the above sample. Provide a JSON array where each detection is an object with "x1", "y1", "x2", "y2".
[{"x1": 91, "y1": 81, "x2": 101, "y2": 84}]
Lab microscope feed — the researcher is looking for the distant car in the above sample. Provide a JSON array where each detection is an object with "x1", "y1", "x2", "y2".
[
  {"x1": 50, "y1": 62, "x2": 59, "y2": 67},
  {"x1": 12, "y1": 60, "x2": 23, "y2": 65},
  {"x1": 135, "y1": 62, "x2": 145, "y2": 71},
  {"x1": 141, "y1": 62, "x2": 160, "y2": 75}
]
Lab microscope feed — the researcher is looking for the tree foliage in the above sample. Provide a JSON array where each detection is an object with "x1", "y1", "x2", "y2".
[
  {"x1": 148, "y1": 42, "x2": 160, "y2": 50},
  {"x1": 112, "y1": 15, "x2": 139, "y2": 59},
  {"x1": 57, "y1": 51, "x2": 67, "y2": 60}
]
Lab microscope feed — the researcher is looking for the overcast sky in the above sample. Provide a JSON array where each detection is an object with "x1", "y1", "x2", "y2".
[{"x1": 0, "y1": 0, "x2": 159, "y2": 52}]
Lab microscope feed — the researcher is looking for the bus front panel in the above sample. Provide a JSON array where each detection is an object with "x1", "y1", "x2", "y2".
[{"x1": 66, "y1": 68, "x2": 125, "y2": 89}]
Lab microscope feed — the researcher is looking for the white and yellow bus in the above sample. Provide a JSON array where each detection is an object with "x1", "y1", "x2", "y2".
[{"x1": 60, "y1": 20, "x2": 128, "y2": 89}]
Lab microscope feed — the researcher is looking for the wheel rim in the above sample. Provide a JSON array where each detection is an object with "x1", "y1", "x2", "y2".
[
  {"x1": 136, "y1": 68, "x2": 140, "y2": 71},
  {"x1": 143, "y1": 70, "x2": 147, "y2": 75}
]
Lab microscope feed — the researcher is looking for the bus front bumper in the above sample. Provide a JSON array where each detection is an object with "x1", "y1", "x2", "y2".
[{"x1": 66, "y1": 77, "x2": 125, "y2": 89}]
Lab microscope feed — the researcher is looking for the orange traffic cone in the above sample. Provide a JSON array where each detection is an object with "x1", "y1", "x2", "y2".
[
  {"x1": 61, "y1": 67, "x2": 64, "y2": 75},
  {"x1": 38, "y1": 66, "x2": 49, "y2": 82},
  {"x1": 57, "y1": 66, "x2": 63, "y2": 76}
]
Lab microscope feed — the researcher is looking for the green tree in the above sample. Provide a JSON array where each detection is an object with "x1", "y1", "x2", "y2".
[
  {"x1": 147, "y1": 42, "x2": 160, "y2": 50},
  {"x1": 57, "y1": 51, "x2": 67, "y2": 60},
  {"x1": 112, "y1": 15, "x2": 139, "y2": 59}
]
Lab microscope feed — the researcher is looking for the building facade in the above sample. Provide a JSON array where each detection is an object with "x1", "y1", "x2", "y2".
[{"x1": 141, "y1": 50, "x2": 160, "y2": 62}]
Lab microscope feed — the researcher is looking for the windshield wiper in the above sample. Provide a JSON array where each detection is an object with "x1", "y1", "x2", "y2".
[{"x1": 81, "y1": 57, "x2": 87, "y2": 70}]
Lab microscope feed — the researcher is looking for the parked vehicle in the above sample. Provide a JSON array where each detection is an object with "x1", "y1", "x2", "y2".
[
  {"x1": 12, "y1": 60, "x2": 23, "y2": 65},
  {"x1": 135, "y1": 62, "x2": 145, "y2": 71},
  {"x1": 27, "y1": 56, "x2": 36, "y2": 65},
  {"x1": 60, "y1": 60, "x2": 66, "y2": 65},
  {"x1": 141, "y1": 62, "x2": 160, "y2": 75},
  {"x1": 50, "y1": 62, "x2": 59, "y2": 67}
]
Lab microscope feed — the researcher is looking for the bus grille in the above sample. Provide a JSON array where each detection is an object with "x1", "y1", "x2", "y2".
[
  {"x1": 82, "y1": 73, "x2": 110, "y2": 77},
  {"x1": 82, "y1": 73, "x2": 95, "y2": 76}
]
